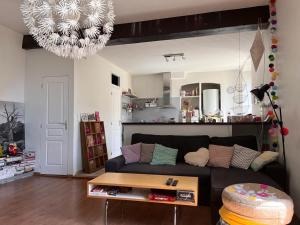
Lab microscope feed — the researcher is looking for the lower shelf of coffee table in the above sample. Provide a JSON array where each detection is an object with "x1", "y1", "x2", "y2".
[{"x1": 88, "y1": 185, "x2": 197, "y2": 207}]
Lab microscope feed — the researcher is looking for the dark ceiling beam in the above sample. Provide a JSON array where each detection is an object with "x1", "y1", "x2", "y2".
[{"x1": 22, "y1": 5, "x2": 269, "y2": 50}]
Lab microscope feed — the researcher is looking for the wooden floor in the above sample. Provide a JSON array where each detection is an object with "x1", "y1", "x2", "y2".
[{"x1": 0, "y1": 176, "x2": 211, "y2": 225}]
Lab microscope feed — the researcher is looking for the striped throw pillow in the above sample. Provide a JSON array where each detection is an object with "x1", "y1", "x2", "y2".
[
  {"x1": 231, "y1": 145, "x2": 261, "y2": 170},
  {"x1": 150, "y1": 144, "x2": 178, "y2": 166},
  {"x1": 208, "y1": 145, "x2": 234, "y2": 168}
]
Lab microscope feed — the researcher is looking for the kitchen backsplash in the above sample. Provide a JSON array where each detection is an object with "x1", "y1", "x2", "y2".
[{"x1": 125, "y1": 97, "x2": 180, "y2": 122}]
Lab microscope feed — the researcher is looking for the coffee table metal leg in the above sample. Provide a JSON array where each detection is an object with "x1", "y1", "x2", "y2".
[
  {"x1": 174, "y1": 205, "x2": 177, "y2": 225},
  {"x1": 105, "y1": 200, "x2": 109, "y2": 225}
]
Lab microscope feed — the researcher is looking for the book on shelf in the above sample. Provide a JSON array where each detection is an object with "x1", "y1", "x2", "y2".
[
  {"x1": 85, "y1": 127, "x2": 91, "y2": 134},
  {"x1": 24, "y1": 159, "x2": 35, "y2": 163},
  {"x1": 148, "y1": 189, "x2": 177, "y2": 202},
  {"x1": 176, "y1": 190, "x2": 195, "y2": 202},
  {"x1": 95, "y1": 123, "x2": 101, "y2": 133},
  {"x1": 25, "y1": 166, "x2": 34, "y2": 172},
  {"x1": 24, "y1": 156, "x2": 35, "y2": 160},
  {"x1": 6, "y1": 156, "x2": 23, "y2": 163},
  {"x1": 24, "y1": 151, "x2": 35, "y2": 158},
  {"x1": 0, "y1": 166, "x2": 16, "y2": 180},
  {"x1": 95, "y1": 136, "x2": 101, "y2": 145},
  {"x1": 87, "y1": 135, "x2": 94, "y2": 147},
  {"x1": 148, "y1": 193, "x2": 176, "y2": 202},
  {"x1": 88, "y1": 149, "x2": 93, "y2": 158}
]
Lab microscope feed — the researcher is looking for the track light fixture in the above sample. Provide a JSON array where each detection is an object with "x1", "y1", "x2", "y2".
[{"x1": 163, "y1": 53, "x2": 185, "y2": 62}]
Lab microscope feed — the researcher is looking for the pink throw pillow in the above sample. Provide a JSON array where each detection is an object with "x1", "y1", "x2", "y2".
[
  {"x1": 121, "y1": 143, "x2": 142, "y2": 164},
  {"x1": 208, "y1": 144, "x2": 234, "y2": 168}
]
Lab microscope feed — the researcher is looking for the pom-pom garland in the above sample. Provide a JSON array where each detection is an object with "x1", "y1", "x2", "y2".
[
  {"x1": 268, "y1": 0, "x2": 280, "y2": 109},
  {"x1": 281, "y1": 127, "x2": 289, "y2": 136},
  {"x1": 267, "y1": 0, "x2": 286, "y2": 151},
  {"x1": 269, "y1": 54, "x2": 275, "y2": 61}
]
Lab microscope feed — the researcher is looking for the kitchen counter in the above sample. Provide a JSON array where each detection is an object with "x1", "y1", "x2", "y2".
[
  {"x1": 122, "y1": 122, "x2": 270, "y2": 126},
  {"x1": 121, "y1": 122, "x2": 271, "y2": 145}
]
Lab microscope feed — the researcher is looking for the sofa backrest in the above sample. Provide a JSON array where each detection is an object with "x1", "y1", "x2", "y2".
[
  {"x1": 210, "y1": 136, "x2": 258, "y2": 150},
  {"x1": 131, "y1": 133, "x2": 210, "y2": 163}
]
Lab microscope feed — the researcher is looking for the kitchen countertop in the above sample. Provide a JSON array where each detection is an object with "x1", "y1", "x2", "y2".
[{"x1": 122, "y1": 122, "x2": 270, "y2": 125}]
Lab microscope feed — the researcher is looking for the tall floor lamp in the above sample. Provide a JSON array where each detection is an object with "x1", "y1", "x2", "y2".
[{"x1": 251, "y1": 84, "x2": 289, "y2": 192}]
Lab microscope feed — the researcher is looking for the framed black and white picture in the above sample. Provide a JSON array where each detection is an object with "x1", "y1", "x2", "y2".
[{"x1": 80, "y1": 113, "x2": 89, "y2": 122}]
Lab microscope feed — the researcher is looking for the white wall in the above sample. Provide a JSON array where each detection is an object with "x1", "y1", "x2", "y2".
[
  {"x1": 277, "y1": 0, "x2": 300, "y2": 217},
  {"x1": 74, "y1": 55, "x2": 131, "y2": 174},
  {"x1": 132, "y1": 74, "x2": 163, "y2": 98},
  {"x1": 25, "y1": 50, "x2": 74, "y2": 174},
  {"x1": 0, "y1": 24, "x2": 25, "y2": 103}
]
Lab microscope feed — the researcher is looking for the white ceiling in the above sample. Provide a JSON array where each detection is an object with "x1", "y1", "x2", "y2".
[
  {"x1": 0, "y1": 0, "x2": 267, "y2": 34},
  {"x1": 99, "y1": 31, "x2": 258, "y2": 75}
]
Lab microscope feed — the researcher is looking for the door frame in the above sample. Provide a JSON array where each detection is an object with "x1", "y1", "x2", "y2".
[
  {"x1": 39, "y1": 75, "x2": 72, "y2": 175},
  {"x1": 110, "y1": 84, "x2": 122, "y2": 158}
]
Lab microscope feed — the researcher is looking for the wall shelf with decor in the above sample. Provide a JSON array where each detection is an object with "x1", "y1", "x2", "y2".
[
  {"x1": 180, "y1": 83, "x2": 200, "y2": 111},
  {"x1": 80, "y1": 121, "x2": 108, "y2": 173}
]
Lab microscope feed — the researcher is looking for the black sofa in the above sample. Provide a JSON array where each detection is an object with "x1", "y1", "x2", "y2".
[{"x1": 105, "y1": 133, "x2": 285, "y2": 224}]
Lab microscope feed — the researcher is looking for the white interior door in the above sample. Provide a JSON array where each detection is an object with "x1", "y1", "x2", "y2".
[
  {"x1": 41, "y1": 76, "x2": 69, "y2": 175},
  {"x1": 110, "y1": 86, "x2": 122, "y2": 158}
]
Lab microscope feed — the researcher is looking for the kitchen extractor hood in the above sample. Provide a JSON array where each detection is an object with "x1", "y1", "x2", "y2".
[{"x1": 160, "y1": 73, "x2": 175, "y2": 108}]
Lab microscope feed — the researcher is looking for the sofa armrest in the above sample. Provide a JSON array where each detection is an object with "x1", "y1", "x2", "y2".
[
  {"x1": 261, "y1": 161, "x2": 286, "y2": 189},
  {"x1": 105, "y1": 155, "x2": 126, "y2": 172}
]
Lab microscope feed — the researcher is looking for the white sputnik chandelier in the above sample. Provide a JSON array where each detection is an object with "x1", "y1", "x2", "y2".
[{"x1": 21, "y1": 0, "x2": 115, "y2": 59}]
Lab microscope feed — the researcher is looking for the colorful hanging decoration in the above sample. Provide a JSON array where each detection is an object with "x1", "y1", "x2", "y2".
[{"x1": 268, "y1": 0, "x2": 281, "y2": 151}]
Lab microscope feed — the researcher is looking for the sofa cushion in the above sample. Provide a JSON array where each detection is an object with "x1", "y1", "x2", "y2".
[
  {"x1": 121, "y1": 143, "x2": 141, "y2": 164},
  {"x1": 210, "y1": 136, "x2": 258, "y2": 151},
  {"x1": 251, "y1": 151, "x2": 279, "y2": 172},
  {"x1": 151, "y1": 144, "x2": 178, "y2": 166},
  {"x1": 210, "y1": 167, "x2": 281, "y2": 202},
  {"x1": 140, "y1": 143, "x2": 155, "y2": 163},
  {"x1": 184, "y1": 148, "x2": 209, "y2": 167},
  {"x1": 208, "y1": 145, "x2": 234, "y2": 168},
  {"x1": 131, "y1": 133, "x2": 210, "y2": 163},
  {"x1": 231, "y1": 144, "x2": 261, "y2": 170}
]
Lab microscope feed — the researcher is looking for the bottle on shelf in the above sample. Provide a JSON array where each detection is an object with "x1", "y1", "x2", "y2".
[{"x1": 227, "y1": 112, "x2": 231, "y2": 123}]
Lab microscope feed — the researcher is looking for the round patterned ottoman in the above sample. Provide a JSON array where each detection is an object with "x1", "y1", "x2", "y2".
[{"x1": 219, "y1": 183, "x2": 294, "y2": 225}]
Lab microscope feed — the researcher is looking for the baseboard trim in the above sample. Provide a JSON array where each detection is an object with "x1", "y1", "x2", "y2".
[{"x1": 33, "y1": 173, "x2": 91, "y2": 180}]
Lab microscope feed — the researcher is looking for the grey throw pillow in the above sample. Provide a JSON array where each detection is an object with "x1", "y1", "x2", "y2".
[
  {"x1": 231, "y1": 144, "x2": 261, "y2": 170},
  {"x1": 140, "y1": 143, "x2": 155, "y2": 163}
]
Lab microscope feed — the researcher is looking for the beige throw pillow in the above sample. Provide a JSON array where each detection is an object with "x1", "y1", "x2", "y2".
[
  {"x1": 208, "y1": 144, "x2": 234, "y2": 168},
  {"x1": 251, "y1": 151, "x2": 279, "y2": 172},
  {"x1": 184, "y1": 148, "x2": 209, "y2": 167}
]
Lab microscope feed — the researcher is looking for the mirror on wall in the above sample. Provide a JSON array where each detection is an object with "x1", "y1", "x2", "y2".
[{"x1": 100, "y1": 29, "x2": 271, "y2": 123}]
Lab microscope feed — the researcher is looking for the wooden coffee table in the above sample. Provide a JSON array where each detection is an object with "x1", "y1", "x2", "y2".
[{"x1": 87, "y1": 173, "x2": 198, "y2": 225}]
